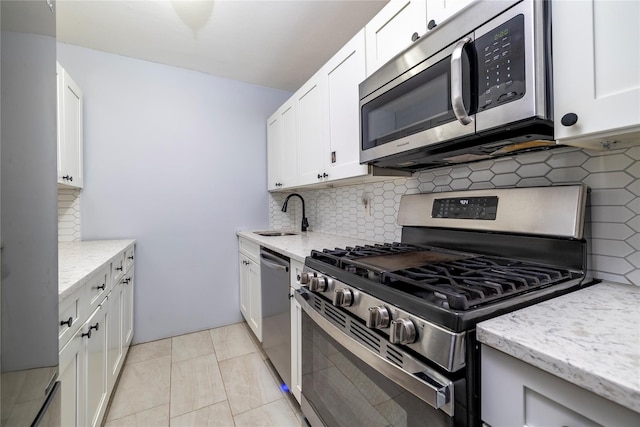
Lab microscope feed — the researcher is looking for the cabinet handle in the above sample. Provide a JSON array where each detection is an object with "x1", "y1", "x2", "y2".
[
  {"x1": 60, "y1": 317, "x2": 73, "y2": 328},
  {"x1": 96, "y1": 283, "x2": 106, "y2": 291},
  {"x1": 123, "y1": 277, "x2": 131, "y2": 284},
  {"x1": 90, "y1": 322, "x2": 99, "y2": 332},
  {"x1": 427, "y1": 19, "x2": 437, "y2": 30},
  {"x1": 128, "y1": 255, "x2": 134, "y2": 260},
  {"x1": 115, "y1": 266, "x2": 123, "y2": 271},
  {"x1": 322, "y1": 173, "x2": 328, "y2": 178},
  {"x1": 62, "y1": 175, "x2": 71, "y2": 181},
  {"x1": 81, "y1": 330, "x2": 92, "y2": 339},
  {"x1": 561, "y1": 113, "x2": 578, "y2": 126},
  {"x1": 411, "y1": 32, "x2": 420, "y2": 42},
  {"x1": 317, "y1": 174, "x2": 322, "y2": 179},
  {"x1": 275, "y1": 182, "x2": 282, "y2": 187}
]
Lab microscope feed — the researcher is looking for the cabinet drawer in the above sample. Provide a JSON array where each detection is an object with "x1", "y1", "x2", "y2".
[
  {"x1": 87, "y1": 267, "x2": 110, "y2": 314},
  {"x1": 111, "y1": 252, "x2": 125, "y2": 287},
  {"x1": 59, "y1": 286, "x2": 85, "y2": 349},
  {"x1": 239, "y1": 238, "x2": 260, "y2": 263},
  {"x1": 124, "y1": 245, "x2": 135, "y2": 271}
]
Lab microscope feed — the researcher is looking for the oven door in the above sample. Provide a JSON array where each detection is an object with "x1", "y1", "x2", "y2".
[
  {"x1": 359, "y1": 33, "x2": 475, "y2": 165},
  {"x1": 296, "y1": 290, "x2": 460, "y2": 427}
]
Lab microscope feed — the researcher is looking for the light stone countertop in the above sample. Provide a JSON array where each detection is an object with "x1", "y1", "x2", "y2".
[
  {"x1": 236, "y1": 230, "x2": 381, "y2": 263},
  {"x1": 59, "y1": 239, "x2": 136, "y2": 301},
  {"x1": 477, "y1": 281, "x2": 640, "y2": 413}
]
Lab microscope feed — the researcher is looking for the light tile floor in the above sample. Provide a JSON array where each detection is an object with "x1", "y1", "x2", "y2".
[{"x1": 104, "y1": 322, "x2": 303, "y2": 426}]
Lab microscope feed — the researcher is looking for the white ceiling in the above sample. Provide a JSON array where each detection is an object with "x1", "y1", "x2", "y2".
[{"x1": 56, "y1": 0, "x2": 389, "y2": 92}]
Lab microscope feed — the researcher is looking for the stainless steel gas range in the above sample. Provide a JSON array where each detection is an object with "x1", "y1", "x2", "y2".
[{"x1": 295, "y1": 185, "x2": 592, "y2": 427}]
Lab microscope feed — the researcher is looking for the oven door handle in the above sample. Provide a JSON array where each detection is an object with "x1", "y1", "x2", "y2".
[
  {"x1": 451, "y1": 36, "x2": 473, "y2": 126},
  {"x1": 296, "y1": 290, "x2": 454, "y2": 416}
]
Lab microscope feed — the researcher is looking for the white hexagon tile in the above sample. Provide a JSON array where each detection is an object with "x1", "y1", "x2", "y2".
[
  {"x1": 58, "y1": 188, "x2": 81, "y2": 242},
  {"x1": 270, "y1": 145, "x2": 640, "y2": 285}
]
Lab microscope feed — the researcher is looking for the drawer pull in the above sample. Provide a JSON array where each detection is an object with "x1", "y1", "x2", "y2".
[
  {"x1": 96, "y1": 283, "x2": 106, "y2": 291},
  {"x1": 60, "y1": 317, "x2": 73, "y2": 328},
  {"x1": 81, "y1": 330, "x2": 92, "y2": 339},
  {"x1": 123, "y1": 277, "x2": 131, "y2": 284},
  {"x1": 128, "y1": 255, "x2": 134, "y2": 260},
  {"x1": 90, "y1": 322, "x2": 99, "y2": 332},
  {"x1": 115, "y1": 266, "x2": 123, "y2": 271}
]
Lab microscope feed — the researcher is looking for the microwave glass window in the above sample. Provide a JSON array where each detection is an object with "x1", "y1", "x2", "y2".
[{"x1": 362, "y1": 55, "x2": 470, "y2": 150}]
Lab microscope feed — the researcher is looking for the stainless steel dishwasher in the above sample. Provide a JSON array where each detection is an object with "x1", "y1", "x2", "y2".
[{"x1": 259, "y1": 247, "x2": 291, "y2": 390}]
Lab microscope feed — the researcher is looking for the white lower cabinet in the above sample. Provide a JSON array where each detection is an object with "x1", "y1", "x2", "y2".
[
  {"x1": 85, "y1": 303, "x2": 108, "y2": 427},
  {"x1": 481, "y1": 345, "x2": 640, "y2": 427},
  {"x1": 289, "y1": 259, "x2": 304, "y2": 403},
  {"x1": 239, "y1": 238, "x2": 262, "y2": 341},
  {"x1": 122, "y1": 266, "x2": 135, "y2": 348},
  {"x1": 59, "y1": 243, "x2": 135, "y2": 427},
  {"x1": 59, "y1": 326, "x2": 85, "y2": 427}
]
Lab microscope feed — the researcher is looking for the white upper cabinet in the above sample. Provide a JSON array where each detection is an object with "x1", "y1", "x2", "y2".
[
  {"x1": 325, "y1": 29, "x2": 369, "y2": 181},
  {"x1": 552, "y1": 0, "x2": 640, "y2": 149},
  {"x1": 296, "y1": 71, "x2": 327, "y2": 186},
  {"x1": 426, "y1": 0, "x2": 474, "y2": 30},
  {"x1": 365, "y1": 0, "x2": 427, "y2": 76},
  {"x1": 267, "y1": 99, "x2": 298, "y2": 190},
  {"x1": 57, "y1": 62, "x2": 84, "y2": 188}
]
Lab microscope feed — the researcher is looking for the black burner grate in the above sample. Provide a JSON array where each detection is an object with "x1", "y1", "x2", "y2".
[
  {"x1": 310, "y1": 243, "x2": 574, "y2": 311},
  {"x1": 383, "y1": 257, "x2": 572, "y2": 310}
]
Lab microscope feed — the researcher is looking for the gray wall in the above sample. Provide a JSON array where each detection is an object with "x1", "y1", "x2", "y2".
[
  {"x1": 272, "y1": 145, "x2": 640, "y2": 286},
  {"x1": 57, "y1": 43, "x2": 290, "y2": 344}
]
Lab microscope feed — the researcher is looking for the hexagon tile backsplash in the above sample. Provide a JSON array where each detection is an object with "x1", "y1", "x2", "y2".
[
  {"x1": 58, "y1": 188, "x2": 81, "y2": 242},
  {"x1": 270, "y1": 145, "x2": 640, "y2": 285}
]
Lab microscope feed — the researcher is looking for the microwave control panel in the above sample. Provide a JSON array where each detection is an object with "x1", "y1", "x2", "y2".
[{"x1": 476, "y1": 14, "x2": 526, "y2": 111}]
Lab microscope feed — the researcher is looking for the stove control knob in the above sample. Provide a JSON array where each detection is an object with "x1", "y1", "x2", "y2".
[
  {"x1": 366, "y1": 306, "x2": 390, "y2": 329},
  {"x1": 389, "y1": 318, "x2": 417, "y2": 345},
  {"x1": 309, "y1": 276, "x2": 328, "y2": 292},
  {"x1": 299, "y1": 272, "x2": 311, "y2": 285},
  {"x1": 332, "y1": 288, "x2": 353, "y2": 307}
]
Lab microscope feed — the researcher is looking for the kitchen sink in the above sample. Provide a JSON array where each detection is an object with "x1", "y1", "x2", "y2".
[{"x1": 254, "y1": 230, "x2": 299, "y2": 237}]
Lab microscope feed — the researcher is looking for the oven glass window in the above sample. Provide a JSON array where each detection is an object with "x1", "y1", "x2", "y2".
[
  {"x1": 301, "y1": 312, "x2": 453, "y2": 427},
  {"x1": 361, "y1": 53, "x2": 470, "y2": 150}
]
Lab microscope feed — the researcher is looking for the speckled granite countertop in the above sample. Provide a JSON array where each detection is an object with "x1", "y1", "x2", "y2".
[
  {"x1": 477, "y1": 281, "x2": 640, "y2": 413},
  {"x1": 236, "y1": 230, "x2": 380, "y2": 263},
  {"x1": 59, "y1": 239, "x2": 136, "y2": 301}
]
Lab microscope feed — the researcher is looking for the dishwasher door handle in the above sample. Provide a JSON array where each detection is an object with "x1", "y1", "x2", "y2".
[{"x1": 260, "y1": 253, "x2": 289, "y2": 272}]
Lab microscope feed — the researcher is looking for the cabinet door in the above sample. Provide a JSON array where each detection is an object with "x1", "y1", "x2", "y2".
[
  {"x1": 84, "y1": 302, "x2": 108, "y2": 427},
  {"x1": 426, "y1": 0, "x2": 474, "y2": 29},
  {"x1": 325, "y1": 29, "x2": 369, "y2": 182},
  {"x1": 365, "y1": 0, "x2": 427, "y2": 76},
  {"x1": 553, "y1": 0, "x2": 640, "y2": 148},
  {"x1": 122, "y1": 266, "x2": 135, "y2": 348},
  {"x1": 280, "y1": 101, "x2": 298, "y2": 189},
  {"x1": 57, "y1": 63, "x2": 83, "y2": 188},
  {"x1": 107, "y1": 281, "x2": 123, "y2": 395},
  {"x1": 59, "y1": 328, "x2": 85, "y2": 427},
  {"x1": 290, "y1": 287, "x2": 302, "y2": 403},
  {"x1": 296, "y1": 73, "x2": 327, "y2": 186},
  {"x1": 239, "y1": 254, "x2": 251, "y2": 321},
  {"x1": 267, "y1": 112, "x2": 283, "y2": 191},
  {"x1": 247, "y1": 258, "x2": 262, "y2": 341}
]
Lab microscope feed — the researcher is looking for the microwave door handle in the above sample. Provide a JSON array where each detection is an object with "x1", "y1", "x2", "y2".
[{"x1": 451, "y1": 37, "x2": 473, "y2": 125}]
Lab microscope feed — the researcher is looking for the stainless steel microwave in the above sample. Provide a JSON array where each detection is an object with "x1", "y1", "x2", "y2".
[{"x1": 359, "y1": 0, "x2": 554, "y2": 171}]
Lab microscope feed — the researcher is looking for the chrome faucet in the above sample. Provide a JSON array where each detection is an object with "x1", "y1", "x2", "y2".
[{"x1": 281, "y1": 193, "x2": 309, "y2": 232}]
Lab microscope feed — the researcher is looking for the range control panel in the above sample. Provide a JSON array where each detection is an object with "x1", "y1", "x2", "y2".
[
  {"x1": 476, "y1": 14, "x2": 526, "y2": 111},
  {"x1": 432, "y1": 196, "x2": 499, "y2": 220}
]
